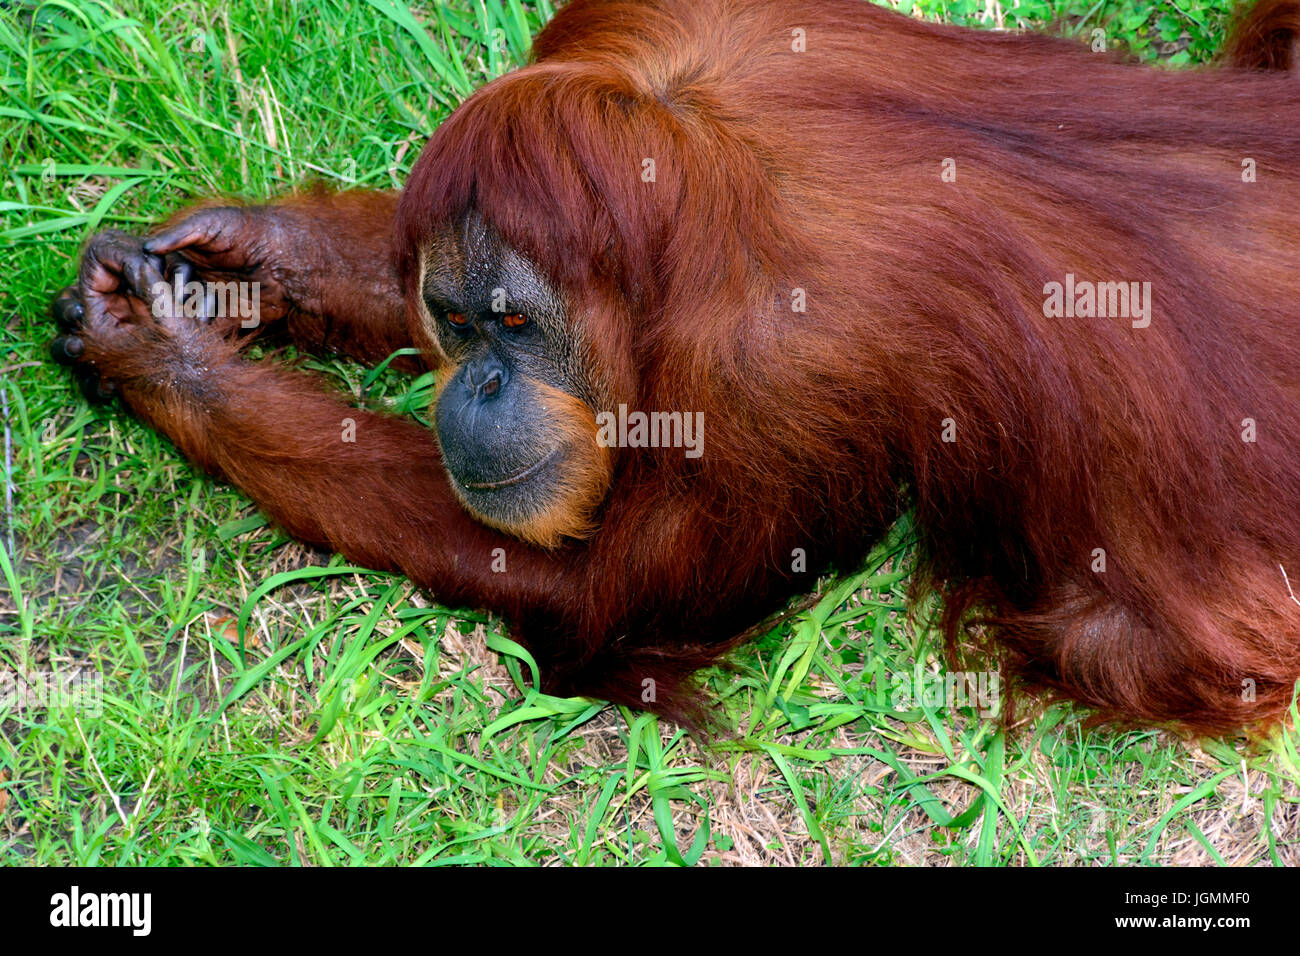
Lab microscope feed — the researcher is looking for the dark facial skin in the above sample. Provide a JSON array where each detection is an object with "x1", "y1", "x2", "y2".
[{"x1": 419, "y1": 215, "x2": 605, "y2": 541}]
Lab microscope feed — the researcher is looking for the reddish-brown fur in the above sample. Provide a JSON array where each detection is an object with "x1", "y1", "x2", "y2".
[{"x1": 56, "y1": 0, "x2": 1300, "y2": 734}]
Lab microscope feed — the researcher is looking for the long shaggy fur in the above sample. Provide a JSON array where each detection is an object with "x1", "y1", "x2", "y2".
[{"x1": 392, "y1": 0, "x2": 1300, "y2": 734}]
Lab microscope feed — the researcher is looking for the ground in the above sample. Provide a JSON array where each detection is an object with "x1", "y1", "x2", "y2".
[{"x1": 1, "y1": 0, "x2": 1296, "y2": 866}]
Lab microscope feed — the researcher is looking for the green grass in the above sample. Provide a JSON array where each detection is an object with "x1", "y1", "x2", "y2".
[{"x1": 2, "y1": 0, "x2": 1297, "y2": 866}]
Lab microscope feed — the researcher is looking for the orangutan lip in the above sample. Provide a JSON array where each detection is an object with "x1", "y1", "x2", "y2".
[{"x1": 462, "y1": 450, "x2": 558, "y2": 490}]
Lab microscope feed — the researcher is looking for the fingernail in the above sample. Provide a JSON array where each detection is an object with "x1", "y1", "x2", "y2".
[{"x1": 50, "y1": 336, "x2": 84, "y2": 365}]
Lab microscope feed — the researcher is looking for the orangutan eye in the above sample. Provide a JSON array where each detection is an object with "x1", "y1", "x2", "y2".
[
  {"x1": 446, "y1": 311, "x2": 470, "y2": 326},
  {"x1": 502, "y1": 312, "x2": 529, "y2": 330}
]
